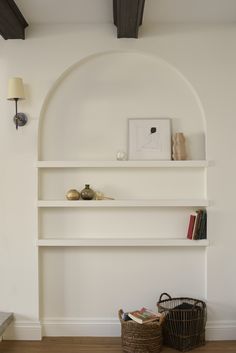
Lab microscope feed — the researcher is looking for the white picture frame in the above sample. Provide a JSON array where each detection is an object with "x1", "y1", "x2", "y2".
[{"x1": 128, "y1": 118, "x2": 171, "y2": 160}]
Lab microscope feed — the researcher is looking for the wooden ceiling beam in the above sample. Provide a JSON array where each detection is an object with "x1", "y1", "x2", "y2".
[
  {"x1": 113, "y1": 0, "x2": 145, "y2": 38},
  {"x1": 0, "y1": 0, "x2": 28, "y2": 40}
]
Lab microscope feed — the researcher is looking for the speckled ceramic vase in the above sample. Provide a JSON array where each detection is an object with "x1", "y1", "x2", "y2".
[{"x1": 80, "y1": 184, "x2": 95, "y2": 200}]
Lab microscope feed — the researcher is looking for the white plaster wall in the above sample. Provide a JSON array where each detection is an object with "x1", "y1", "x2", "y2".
[
  {"x1": 0, "y1": 23, "x2": 236, "y2": 339},
  {"x1": 38, "y1": 51, "x2": 205, "y2": 160}
]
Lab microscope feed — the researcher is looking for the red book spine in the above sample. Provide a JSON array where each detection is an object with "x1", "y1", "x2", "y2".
[{"x1": 187, "y1": 214, "x2": 196, "y2": 239}]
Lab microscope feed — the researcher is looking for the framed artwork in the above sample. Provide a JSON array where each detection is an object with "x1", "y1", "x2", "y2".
[{"x1": 128, "y1": 118, "x2": 171, "y2": 160}]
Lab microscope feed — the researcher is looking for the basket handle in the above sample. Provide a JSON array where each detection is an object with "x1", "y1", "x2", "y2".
[
  {"x1": 118, "y1": 309, "x2": 124, "y2": 322},
  {"x1": 158, "y1": 292, "x2": 172, "y2": 302}
]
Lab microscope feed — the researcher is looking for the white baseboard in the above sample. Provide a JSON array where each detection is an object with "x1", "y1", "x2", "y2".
[
  {"x1": 206, "y1": 320, "x2": 236, "y2": 340},
  {"x1": 3, "y1": 321, "x2": 42, "y2": 340},
  {"x1": 42, "y1": 317, "x2": 236, "y2": 340},
  {"x1": 42, "y1": 317, "x2": 120, "y2": 337},
  {"x1": 2, "y1": 318, "x2": 236, "y2": 341}
]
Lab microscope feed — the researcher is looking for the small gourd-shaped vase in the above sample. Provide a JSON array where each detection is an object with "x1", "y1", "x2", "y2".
[
  {"x1": 81, "y1": 184, "x2": 95, "y2": 200},
  {"x1": 172, "y1": 132, "x2": 187, "y2": 160},
  {"x1": 66, "y1": 189, "x2": 80, "y2": 200}
]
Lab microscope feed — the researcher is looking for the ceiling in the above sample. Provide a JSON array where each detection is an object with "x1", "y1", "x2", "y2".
[{"x1": 15, "y1": 0, "x2": 236, "y2": 25}]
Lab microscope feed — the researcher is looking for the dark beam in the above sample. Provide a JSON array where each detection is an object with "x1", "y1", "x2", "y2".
[
  {"x1": 0, "y1": 0, "x2": 28, "y2": 39},
  {"x1": 113, "y1": 0, "x2": 145, "y2": 38}
]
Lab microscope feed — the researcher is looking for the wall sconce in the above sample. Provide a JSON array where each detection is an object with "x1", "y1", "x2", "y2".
[{"x1": 7, "y1": 77, "x2": 28, "y2": 130}]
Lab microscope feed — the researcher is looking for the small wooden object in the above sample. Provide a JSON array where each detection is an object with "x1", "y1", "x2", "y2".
[
  {"x1": 172, "y1": 132, "x2": 187, "y2": 160},
  {"x1": 95, "y1": 192, "x2": 114, "y2": 200}
]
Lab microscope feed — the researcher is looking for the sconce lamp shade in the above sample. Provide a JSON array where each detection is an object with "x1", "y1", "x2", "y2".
[{"x1": 7, "y1": 77, "x2": 25, "y2": 100}]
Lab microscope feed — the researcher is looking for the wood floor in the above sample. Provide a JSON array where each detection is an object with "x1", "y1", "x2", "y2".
[{"x1": 0, "y1": 338, "x2": 236, "y2": 353}]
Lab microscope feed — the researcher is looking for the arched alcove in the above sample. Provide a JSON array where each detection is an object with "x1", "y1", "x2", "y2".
[
  {"x1": 37, "y1": 52, "x2": 208, "y2": 334},
  {"x1": 38, "y1": 51, "x2": 206, "y2": 160}
]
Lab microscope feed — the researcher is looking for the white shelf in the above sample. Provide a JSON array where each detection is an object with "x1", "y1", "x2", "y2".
[
  {"x1": 37, "y1": 238, "x2": 209, "y2": 247},
  {"x1": 37, "y1": 199, "x2": 209, "y2": 208},
  {"x1": 36, "y1": 160, "x2": 209, "y2": 168}
]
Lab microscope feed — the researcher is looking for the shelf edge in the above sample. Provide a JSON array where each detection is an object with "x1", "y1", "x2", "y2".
[
  {"x1": 37, "y1": 238, "x2": 209, "y2": 247},
  {"x1": 36, "y1": 160, "x2": 209, "y2": 168}
]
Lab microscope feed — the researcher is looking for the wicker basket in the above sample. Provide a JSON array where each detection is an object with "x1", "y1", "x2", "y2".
[
  {"x1": 157, "y1": 293, "x2": 207, "y2": 352},
  {"x1": 119, "y1": 309, "x2": 163, "y2": 353}
]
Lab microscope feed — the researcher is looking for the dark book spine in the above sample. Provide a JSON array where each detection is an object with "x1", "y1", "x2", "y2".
[
  {"x1": 199, "y1": 210, "x2": 207, "y2": 239},
  {"x1": 193, "y1": 209, "x2": 203, "y2": 240},
  {"x1": 187, "y1": 214, "x2": 196, "y2": 239}
]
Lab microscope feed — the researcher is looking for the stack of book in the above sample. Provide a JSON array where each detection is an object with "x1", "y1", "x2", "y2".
[
  {"x1": 122, "y1": 307, "x2": 163, "y2": 324},
  {"x1": 187, "y1": 209, "x2": 207, "y2": 240}
]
